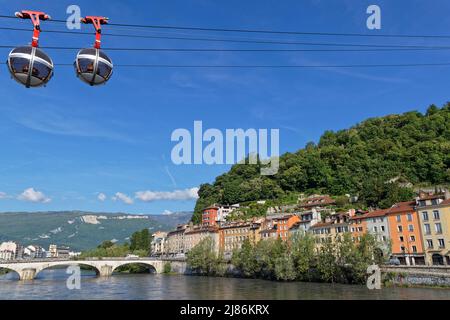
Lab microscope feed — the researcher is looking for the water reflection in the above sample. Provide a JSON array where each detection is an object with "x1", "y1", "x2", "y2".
[{"x1": 0, "y1": 270, "x2": 449, "y2": 300}]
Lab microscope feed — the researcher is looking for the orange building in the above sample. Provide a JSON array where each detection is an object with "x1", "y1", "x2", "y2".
[
  {"x1": 349, "y1": 210, "x2": 368, "y2": 243},
  {"x1": 386, "y1": 201, "x2": 425, "y2": 265},
  {"x1": 263, "y1": 214, "x2": 301, "y2": 241},
  {"x1": 202, "y1": 205, "x2": 219, "y2": 226}
]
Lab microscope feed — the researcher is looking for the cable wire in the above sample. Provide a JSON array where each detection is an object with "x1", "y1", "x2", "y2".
[
  {"x1": 2, "y1": 61, "x2": 450, "y2": 68},
  {"x1": 1, "y1": 45, "x2": 449, "y2": 53},
  {"x1": 2, "y1": 26, "x2": 450, "y2": 50},
  {"x1": 2, "y1": 14, "x2": 450, "y2": 39}
]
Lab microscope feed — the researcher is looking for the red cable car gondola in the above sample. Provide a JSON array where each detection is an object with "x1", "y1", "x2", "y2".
[
  {"x1": 7, "y1": 10, "x2": 54, "y2": 88},
  {"x1": 74, "y1": 16, "x2": 113, "y2": 86}
]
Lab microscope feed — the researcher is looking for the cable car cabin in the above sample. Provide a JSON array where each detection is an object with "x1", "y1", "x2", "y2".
[
  {"x1": 7, "y1": 46, "x2": 54, "y2": 88},
  {"x1": 74, "y1": 48, "x2": 113, "y2": 86}
]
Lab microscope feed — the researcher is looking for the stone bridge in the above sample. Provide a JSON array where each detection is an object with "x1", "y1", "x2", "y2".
[{"x1": 0, "y1": 258, "x2": 187, "y2": 281}]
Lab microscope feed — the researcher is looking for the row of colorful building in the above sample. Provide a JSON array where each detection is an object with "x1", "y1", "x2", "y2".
[{"x1": 151, "y1": 191, "x2": 450, "y2": 266}]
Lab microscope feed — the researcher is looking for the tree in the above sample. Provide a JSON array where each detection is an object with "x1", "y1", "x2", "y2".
[
  {"x1": 231, "y1": 239, "x2": 257, "y2": 277},
  {"x1": 193, "y1": 104, "x2": 450, "y2": 217},
  {"x1": 274, "y1": 252, "x2": 296, "y2": 281},
  {"x1": 186, "y1": 237, "x2": 221, "y2": 275},
  {"x1": 290, "y1": 233, "x2": 316, "y2": 280},
  {"x1": 317, "y1": 237, "x2": 339, "y2": 283},
  {"x1": 97, "y1": 240, "x2": 115, "y2": 249},
  {"x1": 130, "y1": 229, "x2": 151, "y2": 252}
]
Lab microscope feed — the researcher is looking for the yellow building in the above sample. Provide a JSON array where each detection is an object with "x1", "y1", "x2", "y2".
[
  {"x1": 416, "y1": 192, "x2": 450, "y2": 265},
  {"x1": 184, "y1": 225, "x2": 219, "y2": 254},
  {"x1": 310, "y1": 212, "x2": 350, "y2": 250},
  {"x1": 219, "y1": 220, "x2": 262, "y2": 255}
]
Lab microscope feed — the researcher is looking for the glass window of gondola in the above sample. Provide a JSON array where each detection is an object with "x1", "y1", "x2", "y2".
[
  {"x1": 12, "y1": 47, "x2": 33, "y2": 55},
  {"x1": 98, "y1": 51, "x2": 113, "y2": 64},
  {"x1": 32, "y1": 61, "x2": 52, "y2": 80},
  {"x1": 77, "y1": 58, "x2": 96, "y2": 73},
  {"x1": 10, "y1": 57, "x2": 31, "y2": 74},
  {"x1": 34, "y1": 49, "x2": 53, "y2": 65},
  {"x1": 80, "y1": 48, "x2": 97, "y2": 56},
  {"x1": 96, "y1": 61, "x2": 112, "y2": 79}
]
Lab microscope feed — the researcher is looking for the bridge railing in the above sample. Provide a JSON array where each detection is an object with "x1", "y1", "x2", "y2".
[{"x1": 1, "y1": 257, "x2": 185, "y2": 264}]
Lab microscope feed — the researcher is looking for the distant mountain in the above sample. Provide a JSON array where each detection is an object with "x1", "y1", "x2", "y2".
[{"x1": 0, "y1": 211, "x2": 192, "y2": 251}]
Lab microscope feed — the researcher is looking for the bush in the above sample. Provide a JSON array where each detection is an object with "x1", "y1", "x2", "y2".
[{"x1": 163, "y1": 262, "x2": 172, "y2": 274}]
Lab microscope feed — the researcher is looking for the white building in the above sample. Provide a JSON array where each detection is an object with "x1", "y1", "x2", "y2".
[
  {"x1": 151, "y1": 231, "x2": 167, "y2": 257},
  {"x1": 0, "y1": 241, "x2": 24, "y2": 261},
  {"x1": 24, "y1": 245, "x2": 46, "y2": 259},
  {"x1": 289, "y1": 208, "x2": 324, "y2": 236}
]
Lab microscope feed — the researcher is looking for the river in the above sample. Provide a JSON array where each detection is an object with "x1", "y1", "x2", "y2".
[{"x1": 0, "y1": 269, "x2": 449, "y2": 300}]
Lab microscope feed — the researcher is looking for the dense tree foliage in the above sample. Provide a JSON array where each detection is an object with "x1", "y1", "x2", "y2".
[
  {"x1": 193, "y1": 105, "x2": 450, "y2": 223},
  {"x1": 186, "y1": 237, "x2": 225, "y2": 276},
  {"x1": 80, "y1": 229, "x2": 152, "y2": 259},
  {"x1": 229, "y1": 233, "x2": 386, "y2": 284}
]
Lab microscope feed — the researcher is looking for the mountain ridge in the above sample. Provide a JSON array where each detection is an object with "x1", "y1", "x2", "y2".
[{"x1": 0, "y1": 211, "x2": 192, "y2": 251}]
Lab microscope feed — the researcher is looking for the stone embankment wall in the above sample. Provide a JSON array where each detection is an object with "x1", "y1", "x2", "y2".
[{"x1": 381, "y1": 265, "x2": 450, "y2": 287}]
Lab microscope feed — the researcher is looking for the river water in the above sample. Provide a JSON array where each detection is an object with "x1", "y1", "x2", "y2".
[{"x1": 0, "y1": 269, "x2": 449, "y2": 300}]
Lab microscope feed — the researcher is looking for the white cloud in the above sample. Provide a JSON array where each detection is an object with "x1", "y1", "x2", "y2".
[
  {"x1": 112, "y1": 192, "x2": 134, "y2": 205},
  {"x1": 97, "y1": 193, "x2": 107, "y2": 202},
  {"x1": 18, "y1": 188, "x2": 51, "y2": 203},
  {"x1": 135, "y1": 187, "x2": 199, "y2": 202},
  {"x1": 162, "y1": 210, "x2": 173, "y2": 215},
  {"x1": 0, "y1": 192, "x2": 8, "y2": 199}
]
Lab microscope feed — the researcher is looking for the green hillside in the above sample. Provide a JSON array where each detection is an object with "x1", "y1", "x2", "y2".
[
  {"x1": 0, "y1": 211, "x2": 191, "y2": 251},
  {"x1": 193, "y1": 104, "x2": 450, "y2": 223}
]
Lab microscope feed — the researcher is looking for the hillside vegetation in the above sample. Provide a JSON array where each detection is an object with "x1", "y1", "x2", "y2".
[{"x1": 193, "y1": 104, "x2": 450, "y2": 223}]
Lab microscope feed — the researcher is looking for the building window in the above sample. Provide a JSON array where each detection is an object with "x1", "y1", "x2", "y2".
[
  {"x1": 400, "y1": 246, "x2": 405, "y2": 253},
  {"x1": 407, "y1": 213, "x2": 412, "y2": 222},
  {"x1": 410, "y1": 235, "x2": 416, "y2": 242},
  {"x1": 433, "y1": 210, "x2": 440, "y2": 220},
  {"x1": 435, "y1": 223, "x2": 443, "y2": 234},
  {"x1": 399, "y1": 236, "x2": 404, "y2": 242},
  {"x1": 381, "y1": 226, "x2": 385, "y2": 232},
  {"x1": 412, "y1": 246, "x2": 417, "y2": 253},
  {"x1": 427, "y1": 240, "x2": 434, "y2": 249},
  {"x1": 422, "y1": 212, "x2": 429, "y2": 221},
  {"x1": 424, "y1": 224, "x2": 431, "y2": 235},
  {"x1": 373, "y1": 226, "x2": 378, "y2": 233},
  {"x1": 408, "y1": 225, "x2": 414, "y2": 232},
  {"x1": 396, "y1": 215, "x2": 401, "y2": 222},
  {"x1": 382, "y1": 236, "x2": 387, "y2": 242},
  {"x1": 397, "y1": 225, "x2": 403, "y2": 232},
  {"x1": 438, "y1": 239, "x2": 445, "y2": 248}
]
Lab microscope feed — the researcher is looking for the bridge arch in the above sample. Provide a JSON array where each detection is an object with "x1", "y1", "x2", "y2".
[
  {"x1": 111, "y1": 261, "x2": 158, "y2": 274},
  {"x1": 34, "y1": 261, "x2": 101, "y2": 279},
  {"x1": 0, "y1": 266, "x2": 21, "y2": 280}
]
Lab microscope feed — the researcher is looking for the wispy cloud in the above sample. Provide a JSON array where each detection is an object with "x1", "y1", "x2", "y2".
[
  {"x1": 97, "y1": 193, "x2": 107, "y2": 202},
  {"x1": 164, "y1": 165, "x2": 177, "y2": 188},
  {"x1": 135, "y1": 187, "x2": 199, "y2": 202},
  {"x1": 14, "y1": 110, "x2": 133, "y2": 142},
  {"x1": 112, "y1": 192, "x2": 134, "y2": 205},
  {"x1": 0, "y1": 192, "x2": 8, "y2": 199},
  {"x1": 18, "y1": 188, "x2": 51, "y2": 203}
]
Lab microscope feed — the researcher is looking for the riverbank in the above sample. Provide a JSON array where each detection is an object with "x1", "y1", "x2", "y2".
[
  {"x1": 382, "y1": 265, "x2": 450, "y2": 288},
  {"x1": 1, "y1": 271, "x2": 449, "y2": 300}
]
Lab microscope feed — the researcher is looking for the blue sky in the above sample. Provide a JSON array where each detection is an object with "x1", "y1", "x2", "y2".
[{"x1": 0, "y1": 0, "x2": 449, "y2": 214}]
